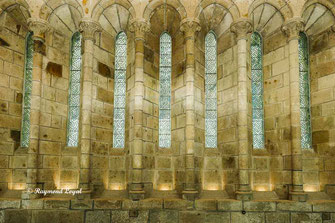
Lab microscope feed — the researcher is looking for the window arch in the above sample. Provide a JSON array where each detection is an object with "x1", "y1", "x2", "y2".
[
  {"x1": 113, "y1": 31, "x2": 127, "y2": 148},
  {"x1": 299, "y1": 32, "x2": 312, "y2": 149},
  {"x1": 205, "y1": 31, "x2": 217, "y2": 148},
  {"x1": 67, "y1": 32, "x2": 82, "y2": 147},
  {"x1": 21, "y1": 31, "x2": 34, "y2": 147},
  {"x1": 159, "y1": 32, "x2": 172, "y2": 148},
  {"x1": 251, "y1": 32, "x2": 265, "y2": 149}
]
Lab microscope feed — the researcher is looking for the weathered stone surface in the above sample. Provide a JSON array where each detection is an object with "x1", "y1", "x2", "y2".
[
  {"x1": 244, "y1": 201, "x2": 276, "y2": 212},
  {"x1": 3, "y1": 209, "x2": 30, "y2": 223},
  {"x1": 94, "y1": 199, "x2": 122, "y2": 209},
  {"x1": 179, "y1": 211, "x2": 206, "y2": 223},
  {"x1": 265, "y1": 212, "x2": 290, "y2": 223},
  {"x1": 277, "y1": 201, "x2": 312, "y2": 212},
  {"x1": 231, "y1": 212, "x2": 265, "y2": 223},
  {"x1": 312, "y1": 201, "x2": 335, "y2": 212},
  {"x1": 217, "y1": 199, "x2": 242, "y2": 211},
  {"x1": 164, "y1": 199, "x2": 193, "y2": 210},
  {"x1": 0, "y1": 199, "x2": 20, "y2": 209},
  {"x1": 195, "y1": 199, "x2": 217, "y2": 211},
  {"x1": 149, "y1": 210, "x2": 178, "y2": 223},
  {"x1": 44, "y1": 199, "x2": 70, "y2": 209},
  {"x1": 85, "y1": 210, "x2": 110, "y2": 223},
  {"x1": 111, "y1": 210, "x2": 149, "y2": 223},
  {"x1": 70, "y1": 200, "x2": 93, "y2": 209}
]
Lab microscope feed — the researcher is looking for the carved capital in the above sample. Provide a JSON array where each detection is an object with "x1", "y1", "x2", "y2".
[
  {"x1": 180, "y1": 18, "x2": 201, "y2": 38},
  {"x1": 129, "y1": 19, "x2": 150, "y2": 38},
  {"x1": 282, "y1": 18, "x2": 305, "y2": 41},
  {"x1": 230, "y1": 18, "x2": 252, "y2": 40},
  {"x1": 79, "y1": 18, "x2": 101, "y2": 41},
  {"x1": 27, "y1": 18, "x2": 49, "y2": 42}
]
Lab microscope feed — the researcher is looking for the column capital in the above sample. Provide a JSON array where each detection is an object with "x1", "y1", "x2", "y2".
[
  {"x1": 230, "y1": 18, "x2": 252, "y2": 40},
  {"x1": 282, "y1": 18, "x2": 305, "y2": 41},
  {"x1": 79, "y1": 18, "x2": 101, "y2": 41},
  {"x1": 27, "y1": 18, "x2": 49, "y2": 42},
  {"x1": 129, "y1": 19, "x2": 150, "y2": 38},
  {"x1": 180, "y1": 18, "x2": 201, "y2": 38}
]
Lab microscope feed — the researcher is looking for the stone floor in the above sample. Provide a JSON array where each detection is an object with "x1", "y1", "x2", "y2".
[{"x1": 0, "y1": 198, "x2": 335, "y2": 223}]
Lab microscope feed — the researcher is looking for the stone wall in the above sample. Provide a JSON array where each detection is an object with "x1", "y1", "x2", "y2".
[
  {"x1": 0, "y1": 199, "x2": 335, "y2": 223},
  {"x1": 0, "y1": 11, "x2": 28, "y2": 191}
]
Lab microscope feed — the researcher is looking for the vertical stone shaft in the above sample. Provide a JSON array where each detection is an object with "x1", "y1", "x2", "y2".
[
  {"x1": 79, "y1": 19, "x2": 101, "y2": 191},
  {"x1": 282, "y1": 19, "x2": 305, "y2": 196},
  {"x1": 180, "y1": 19, "x2": 200, "y2": 195},
  {"x1": 24, "y1": 18, "x2": 48, "y2": 197},
  {"x1": 129, "y1": 20, "x2": 150, "y2": 196},
  {"x1": 230, "y1": 19, "x2": 253, "y2": 198}
]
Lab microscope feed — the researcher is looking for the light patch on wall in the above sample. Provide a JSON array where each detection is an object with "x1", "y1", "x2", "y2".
[
  {"x1": 158, "y1": 184, "x2": 173, "y2": 191},
  {"x1": 59, "y1": 183, "x2": 77, "y2": 190},
  {"x1": 109, "y1": 183, "x2": 125, "y2": 191},
  {"x1": 304, "y1": 185, "x2": 319, "y2": 192},
  {"x1": 255, "y1": 185, "x2": 270, "y2": 192},
  {"x1": 8, "y1": 183, "x2": 25, "y2": 190}
]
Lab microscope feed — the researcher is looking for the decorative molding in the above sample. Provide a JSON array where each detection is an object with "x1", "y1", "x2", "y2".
[
  {"x1": 79, "y1": 18, "x2": 102, "y2": 41},
  {"x1": 282, "y1": 18, "x2": 305, "y2": 41},
  {"x1": 230, "y1": 18, "x2": 253, "y2": 40},
  {"x1": 27, "y1": 18, "x2": 49, "y2": 42},
  {"x1": 180, "y1": 18, "x2": 201, "y2": 37},
  {"x1": 129, "y1": 19, "x2": 150, "y2": 38}
]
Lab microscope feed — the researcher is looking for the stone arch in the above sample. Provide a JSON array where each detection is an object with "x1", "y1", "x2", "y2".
[
  {"x1": 194, "y1": 0, "x2": 240, "y2": 22},
  {"x1": 248, "y1": 0, "x2": 293, "y2": 21},
  {"x1": 91, "y1": 0, "x2": 135, "y2": 21},
  {"x1": 301, "y1": 0, "x2": 335, "y2": 36},
  {"x1": 39, "y1": 0, "x2": 84, "y2": 21},
  {"x1": 0, "y1": 0, "x2": 31, "y2": 19},
  {"x1": 301, "y1": 0, "x2": 335, "y2": 17},
  {"x1": 143, "y1": 0, "x2": 187, "y2": 22}
]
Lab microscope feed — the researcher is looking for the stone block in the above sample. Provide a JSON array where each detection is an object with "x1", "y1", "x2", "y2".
[
  {"x1": 265, "y1": 212, "x2": 290, "y2": 223},
  {"x1": 44, "y1": 199, "x2": 70, "y2": 209},
  {"x1": 195, "y1": 199, "x2": 217, "y2": 211},
  {"x1": 94, "y1": 199, "x2": 122, "y2": 209},
  {"x1": 46, "y1": 62, "x2": 62, "y2": 77},
  {"x1": 231, "y1": 212, "x2": 265, "y2": 223},
  {"x1": 0, "y1": 200, "x2": 20, "y2": 209},
  {"x1": 179, "y1": 211, "x2": 206, "y2": 223},
  {"x1": 291, "y1": 213, "x2": 322, "y2": 223},
  {"x1": 277, "y1": 201, "x2": 312, "y2": 212},
  {"x1": 205, "y1": 212, "x2": 230, "y2": 223},
  {"x1": 85, "y1": 210, "x2": 111, "y2": 223},
  {"x1": 149, "y1": 210, "x2": 178, "y2": 223},
  {"x1": 111, "y1": 210, "x2": 149, "y2": 223},
  {"x1": 163, "y1": 199, "x2": 193, "y2": 210},
  {"x1": 22, "y1": 199, "x2": 44, "y2": 209},
  {"x1": 32, "y1": 210, "x2": 84, "y2": 223},
  {"x1": 3, "y1": 209, "x2": 29, "y2": 223},
  {"x1": 70, "y1": 199, "x2": 93, "y2": 209},
  {"x1": 217, "y1": 199, "x2": 242, "y2": 211},
  {"x1": 312, "y1": 201, "x2": 335, "y2": 212},
  {"x1": 244, "y1": 201, "x2": 276, "y2": 212}
]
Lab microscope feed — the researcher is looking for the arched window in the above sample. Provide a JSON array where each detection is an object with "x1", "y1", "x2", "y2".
[
  {"x1": 159, "y1": 32, "x2": 172, "y2": 148},
  {"x1": 113, "y1": 32, "x2": 127, "y2": 148},
  {"x1": 21, "y1": 32, "x2": 34, "y2": 147},
  {"x1": 67, "y1": 32, "x2": 82, "y2": 147},
  {"x1": 205, "y1": 31, "x2": 217, "y2": 148},
  {"x1": 299, "y1": 32, "x2": 312, "y2": 149},
  {"x1": 251, "y1": 32, "x2": 265, "y2": 149}
]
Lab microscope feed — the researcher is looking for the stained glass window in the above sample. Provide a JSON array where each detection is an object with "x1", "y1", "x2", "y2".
[
  {"x1": 251, "y1": 32, "x2": 265, "y2": 149},
  {"x1": 299, "y1": 32, "x2": 312, "y2": 149},
  {"x1": 205, "y1": 31, "x2": 217, "y2": 148},
  {"x1": 113, "y1": 32, "x2": 127, "y2": 148},
  {"x1": 67, "y1": 32, "x2": 82, "y2": 147},
  {"x1": 20, "y1": 32, "x2": 34, "y2": 147},
  {"x1": 159, "y1": 32, "x2": 172, "y2": 148}
]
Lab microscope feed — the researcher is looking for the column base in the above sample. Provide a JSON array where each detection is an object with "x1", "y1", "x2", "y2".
[
  {"x1": 182, "y1": 190, "x2": 199, "y2": 201},
  {"x1": 129, "y1": 190, "x2": 145, "y2": 200},
  {"x1": 289, "y1": 191, "x2": 308, "y2": 202},
  {"x1": 74, "y1": 190, "x2": 92, "y2": 200},
  {"x1": 236, "y1": 191, "x2": 253, "y2": 201}
]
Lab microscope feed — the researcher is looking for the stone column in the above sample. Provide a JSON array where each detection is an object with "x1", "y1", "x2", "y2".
[
  {"x1": 180, "y1": 18, "x2": 201, "y2": 200},
  {"x1": 78, "y1": 18, "x2": 101, "y2": 195},
  {"x1": 230, "y1": 18, "x2": 253, "y2": 201},
  {"x1": 22, "y1": 18, "x2": 48, "y2": 199},
  {"x1": 128, "y1": 19, "x2": 150, "y2": 200},
  {"x1": 282, "y1": 18, "x2": 307, "y2": 201}
]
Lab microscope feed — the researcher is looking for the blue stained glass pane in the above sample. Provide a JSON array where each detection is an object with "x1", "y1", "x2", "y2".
[
  {"x1": 113, "y1": 32, "x2": 127, "y2": 148},
  {"x1": 299, "y1": 32, "x2": 312, "y2": 149},
  {"x1": 159, "y1": 32, "x2": 172, "y2": 148},
  {"x1": 21, "y1": 32, "x2": 34, "y2": 147},
  {"x1": 251, "y1": 32, "x2": 265, "y2": 149},
  {"x1": 205, "y1": 31, "x2": 217, "y2": 148},
  {"x1": 67, "y1": 32, "x2": 82, "y2": 147}
]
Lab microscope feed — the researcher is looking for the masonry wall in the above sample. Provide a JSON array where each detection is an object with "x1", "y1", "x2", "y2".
[
  {"x1": 0, "y1": 11, "x2": 28, "y2": 192},
  {"x1": 310, "y1": 27, "x2": 335, "y2": 194}
]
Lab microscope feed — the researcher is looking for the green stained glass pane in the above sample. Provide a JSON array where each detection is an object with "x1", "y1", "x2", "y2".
[
  {"x1": 205, "y1": 31, "x2": 217, "y2": 148},
  {"x1": 159, "y1": 32, "x2": 172, "y2": 148},
  {"x1": 251, "y1": 32, "x2": 265, "y2": 149},
  {"x1": 113, "y1": 32, "x2": 127, "y2": 148},
  {"x1": 21, "y1": 32, "x2": 34, "y2": 147},
  {"x1": 299, "y1": 32, "x2": 312, "y2": 149},
  {"x1": 67, "y1": 32, "x2": 82, "y2": 147}
]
